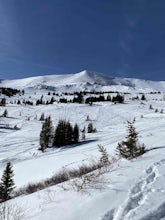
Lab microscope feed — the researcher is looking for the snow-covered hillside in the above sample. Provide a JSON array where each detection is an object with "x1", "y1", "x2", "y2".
[
  {"x1": 0, "y1": 71, "x2": 165, "y2": 219},
  {"x1": 1, "y1": 70, "x2": 165, "y2": 93}
]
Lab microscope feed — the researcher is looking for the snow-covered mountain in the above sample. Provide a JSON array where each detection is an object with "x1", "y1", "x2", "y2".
[
  {"x1": 1, "y1": 70, "x2": 165, "y2": 92},
  {"x1": 1, "y1": 71, "x2": 165, "y2": 219}
]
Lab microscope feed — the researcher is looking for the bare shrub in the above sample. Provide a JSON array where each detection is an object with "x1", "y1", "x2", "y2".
[
  {"x1": 71, "y1": 169, "x2": 103, "y2": 193},
  {"x1": 15, "y1": 147, "x2": 119, "y2": 197},
  {"x1": 0, "y1": 202, "x2": 25, "y2": 220},
  {"x1": 71, "y1": 156, "x2": 119, "y2": 193},
  {"x1": 38, "y1": 189, "x2": 57, "y2": 205}
]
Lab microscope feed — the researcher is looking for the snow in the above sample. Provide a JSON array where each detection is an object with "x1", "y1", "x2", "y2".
[
  {"x1": 1, "y1": 70, "x2": 165, "y2": 92},
  {"x1": 0, "y1": 71, "x2": 165, "y2": 219}
]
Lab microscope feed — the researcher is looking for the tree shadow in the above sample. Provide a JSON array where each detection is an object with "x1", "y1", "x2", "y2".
[
  {"x1": 53, "y1": 139, "x2": 98, "y2": 152},
  {"x1": 146, "y1": 146, "x2": 165, "y2": 152},
  {"x1": 0, "y1": 126, "x2": 20, "y2": 131}
]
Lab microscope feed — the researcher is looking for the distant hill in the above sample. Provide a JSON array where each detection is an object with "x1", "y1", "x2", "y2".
[{"x1": 1, "y1": 70, "x2": 165, "y2": 93}]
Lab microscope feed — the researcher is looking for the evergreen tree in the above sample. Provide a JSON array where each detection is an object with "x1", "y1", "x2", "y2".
[
  {"x1": 98, "y1": 145, "x2": 109, "y2": 166},
  {"x1": 87, "y1": 122, "x2": 96, "y2": 133},
  {"x1": 0, "y1": 98, "x2": 6, "y2": 106},
  {"x1": 77, "y1": 92, "x2": 84, "y2": 103},
  {"x1": 39, "y1": 116, "x2": 54, "y2": 152},
  {"x1": 39, "y1": 113, "x2": 45, "y2": 121},
  {"x1": 65, "y1": 121, "x2": 73, "y2": 145},
  {"x1": 116, "y1": 119, "x2": 145, "y2": 159},
  {"x1": 0, "y1": 162, "x2": 15, "y2": 202},
  {"x1": 53, "y1": 119, "x2": 66, "y2": 147},
  {"x1": 81, "y1": 126, "x2": 86, "y2": 140},
  {"x1": 106, "y1": 94, "x2": 111, "y2": 101},
  {"x1": 112, "y1": 94, "x2": 124, "y2": 103},
  {"x1": 87, "y1": 122, "x2": 93, "y2": 133},
  {"x1": 73, "y1": 123, "x2": 79, "y2": 143},
  {"x1": 141, "y1": 94, "x2": 146, "y2": 101},
  {"x1": 2, "y1": 109, "x2": 8, "y2": 117},
  {"x1": 17, "y1": 100, "x2": 21, "y2": 105},
  {"x1": 50, "y1": 96, "x2": 55, "y2": 104}
]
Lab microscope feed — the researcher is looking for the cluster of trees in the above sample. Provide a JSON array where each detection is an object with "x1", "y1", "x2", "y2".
[
  {"x1": 39, "y1": 117, "x2": 79, "y2": 152},
  {"x1": 9, "y1": 90, "x2": 126, "y2": 107},
  {"x1": 60, "y1": 93, "x2": 124, "y2": 104},
  {"x1": 36, "y1": 96, "x2": 55, "y2": 105},
  {"x1": 85, "y1": 95, "x2": 108, "y2": 104},
  {"x1": 61, "y1": 90, "x2": 129, "y2": 96},
  {"x1": 0, "y1": 87, "x2": 24, "y2": 97}
]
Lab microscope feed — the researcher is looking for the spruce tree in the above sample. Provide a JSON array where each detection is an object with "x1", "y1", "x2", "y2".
[
  {"x1": 2, "y1": 109, "x2": 8, "y2": 117},
  {"x1": 39, "y1": 116, "x2": 54, "y2": 151},
  {"x1": 87, "y1": 122, "x2": 96, "y2": 133},
  {"x1": 73, "y1": 124, "x2": 79, "y2": 143},
  {"x1": 53, "y1": 119, "x2": 66, "y2": 147},
  {"x1": 116, "y1": 119, "x2": 145, "y2": 159},
  {"x1": 65, "y1": 121, "x2": 73, "y2": 145},
  {"x1": 98, "y1": 145, "x2": 109, "y2": 166},
  {"x1": 141, "y1": 94, "x2": 146, "y2": 101},
  {"x1": 39, "y1": 113, "x2": 45, "y2": 121},
  {"x1": 0, "y1": 162, "x2": 15, "y2": 202}
]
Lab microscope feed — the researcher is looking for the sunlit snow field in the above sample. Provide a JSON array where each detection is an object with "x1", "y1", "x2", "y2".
[{"x1": 0, "y1": 72, "x2": 165, "y2": 220}]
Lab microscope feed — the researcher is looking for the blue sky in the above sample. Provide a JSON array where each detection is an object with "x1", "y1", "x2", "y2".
[{"x1": 0, "y1": 0, "x2": 165, "y2": 80}]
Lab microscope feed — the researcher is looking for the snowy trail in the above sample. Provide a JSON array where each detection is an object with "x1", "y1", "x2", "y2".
[{"x1": 102, "y1": 159, "x2": 165, "y2": 220}]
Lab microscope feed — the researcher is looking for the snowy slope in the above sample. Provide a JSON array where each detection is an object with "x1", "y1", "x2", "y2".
[
  {"x1": 1, "y1": 72, "x2": 165, "y2": 219},
  {"x1": 1, "y1": 70, "x2": 165, "y2": 92}
]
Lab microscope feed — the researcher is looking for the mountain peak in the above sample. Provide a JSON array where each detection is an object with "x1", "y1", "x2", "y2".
[{"x1": 0, "y1": 70, "x2": 165, "y2": 92}]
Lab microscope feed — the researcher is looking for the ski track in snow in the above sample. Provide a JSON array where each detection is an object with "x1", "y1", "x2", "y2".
[{"x1": 102, "y1": 159, "x2": 165, "y2": 220}]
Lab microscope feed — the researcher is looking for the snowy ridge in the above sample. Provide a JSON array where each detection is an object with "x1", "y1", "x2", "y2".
[{"x1": 1, "y1": 70, "x2": 165, "y2": 92}]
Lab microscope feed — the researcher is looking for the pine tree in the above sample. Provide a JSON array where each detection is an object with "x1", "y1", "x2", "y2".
[
  {"x1": 53, "y1": 119, "x2": 66, "y2": 147},
  {"x1": 87, "y1": 122, "x2": 96, "y2": 133},
  {"x1": 141, "y1": 94, "x2": 146, "y2": 101},
  {"x1": 98, "y1": 145, "x2": 109, "y2": 166},
  {"x1": 116, "y1": 119, "x2": 145, "y2": 159},
  {"x1": 39, "y1": 113, "x2": 45, "y2": 121},
  {"x1": 65, "y1": 121, "x2": 73, "y2": 145},
  {"x1": 73, "y1": 124, "x2": 79, "y2": 143},
  {"x1": 0, "y1": 162, "x2": 15, "y2": 202},
  {"x1": 0, "y1": 98, "x2": 6, "y2": 106},
  {"x1": 2, "y1": 109, "x2": 8, "y2": 117},
  {"x1": 39, "y1": 116, "x2": 54, "y2": 152},
  {"x1": 107, "y1": 94, "x2": 111, "y2": 101}
]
